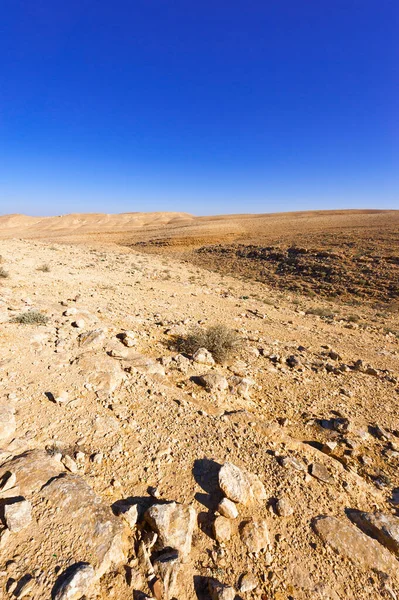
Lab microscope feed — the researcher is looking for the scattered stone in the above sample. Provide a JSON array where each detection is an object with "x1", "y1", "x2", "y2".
[
  {"x1": 219, "y1": 462, "x2": 265, "y2": 505},
  {"x1": 228, "y1": 376, "x2": 254, "y2": 398},
  {"x1": 91, "y1": 452, "x2": 103, "y2": 464},
  {"x1": 120, "y1": 331, "x2": 137, "y2": 347},
  {"x1": 78, "y1": 329, "x2": 106, "y2": 348},
  {"x1": 313, "y1": 516, "x2": 398, "y2": 576},
  {"x1": 208, "y1": 578, "x2": 236, "y2": 600},
  {"x1": 153, "y1": 550, "x2": 180, "y2": 600},
  {"x1": 240, "y1": 519, "x2": 270, "y2": 553},
  {"x1": 347, "y1": 510, "x2": 399, "y2": 557},
  {"x1": 62, "y1": 455, "x2": 78, "y2": 473},
  {"x1": 239, "y1": 572, "x2": 258, "y2": 593},
  {"x1": 117, "y1": 503, "x2": 138, "y2": 530},
  {"x1": 198, "y1": 373, "x2": 229, "y2": 393},
  {"x1": 286, "y1": 355, "x2": 300, "y2": 368},
  {"x1": 54, "y1": 391, "x2": 69, "y2": 405},
  {"x1": 192, "y1": 347, "x2": 215, "y2": 365},
  {"x1": 280, "y1": 455, "x2": 307, "y2": 472},
  {"x1": 145, "y1": 502, "x2": 196, "y2": 557},
  {"x1": 4, "y1": 499, "x2": 32, "y2": 532},
  {"x1": 72, "y1": 319, "x2": 85, "y2": 329},
  {"x1": 213, "y1": 516, "x2": 232, "y2": 543},
  {"x1": 53, "y1": 563, "x2": 95, "y2": 600},
  {"x1": 309, "y1": 462, "x2": 334, "y2": 484},
  {"x1": 275, "y1": 497, "x2": 293, "y2": 517},
  {"x1": 218, "y1": 497, "x2": 238, "y2": 519}
]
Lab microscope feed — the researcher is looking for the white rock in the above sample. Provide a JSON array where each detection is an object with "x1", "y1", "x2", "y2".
[
  {"x1": 192, "y1": 348, "x2": 215, "y2": 365},
  {"x1": 145, "y1": 502, "x2": 196, "y2": 558},
  {"x1": 62, "y1": 455, "x2": 78, "y2": 473},
  {"x1": 218, "y1": 498, "x2": 238, "y2": 519},
  {"x1": 213, "y1": 516, "x2": 232, "y2": 543},
  {"x1": 54, "y1": 563, "x2": 95, "y2": 600},
  {"x1": 219, "y1": 462, "x2": 265, "y2": 505},
  {"x1": 72, "y1": 319, "x2": 85, "y2": 329},
  {"x1": 240, "y1": 519, "x2": 270, "y2": 553},
  {"x1": 4, "y1": 499, "x2": 32, "y2": 532}
]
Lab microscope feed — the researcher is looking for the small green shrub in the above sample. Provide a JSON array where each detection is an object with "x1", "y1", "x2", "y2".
[
  {"x1": 177, "y1": 324, "x2": 242, "y2": 363},
  {"x1": 12, "y1": 310, "x2": 48, "y2": 325}
]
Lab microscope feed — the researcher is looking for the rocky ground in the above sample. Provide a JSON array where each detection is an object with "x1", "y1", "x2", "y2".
[{"x1": 0, "y1": 237, "x2": 399, "y2": 600}]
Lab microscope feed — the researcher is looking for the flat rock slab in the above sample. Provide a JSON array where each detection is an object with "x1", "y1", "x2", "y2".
[
  {"x1": 40, "y1": 474, "x2": 128, "y2": 577},
  {"x1": 347, "y1": 510, "x2": 399, "y2": 557},
  {"x1": 313, "y1": 516, "x2": 399, "y2": 578},
  {"x1": 0, "y1": 402, "x2": 16, "y2": 445},
  {"x1": 218, "y1": 462, "x2": 266, "y2": 505},
  {"x1": 74, "y1": 351, "x2": 125, "y2": 393},
  {"x1": 0, "y1": 449, "x2": 63, "y2": 498},
  {"x1": 145, "y1": 502, "x2": 196, "y2": 558}
]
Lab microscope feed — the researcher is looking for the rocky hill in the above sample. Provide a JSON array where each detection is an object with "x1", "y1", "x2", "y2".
[{"x1": 0, "y1": 220, "x2": 398, "y2": 599}]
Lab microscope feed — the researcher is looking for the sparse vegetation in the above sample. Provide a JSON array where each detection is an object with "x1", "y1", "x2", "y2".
[
  {"x1": 305, "y1": 306, "x2": 336, "y2": 318},
  {"x1": 12, "y1": 310, "x2": 48, "y2": 325},
  {"x1": 37, "y1": 264, "x2": 51, "y2": 272},
  {"x1": 0, "y1": 266, "x2": 9, "y2": 278},
  {"x1": 177, "y1": 324, "x2": 242, "y2": 363}
]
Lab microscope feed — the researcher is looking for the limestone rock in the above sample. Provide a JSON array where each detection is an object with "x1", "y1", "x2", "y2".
[
  {"x1": 116, "y1": 502, "x2": 138, "y2": 530},
  {"x1": 218, "y1": 498, "x2": 238, "y2": 519},
  {"x1": 53, "y1": 563, "x2": 95, "y2": 600},
  {"x1": 228, "y1": 376, "x2": 254, "y2": 398},
  {"x1": 239, "y1": 572, "x2": 258, "y2": 593},
  {"x1": 208, "y1": 578, "x2": 236, "y2": 600},
  {"x1": 309, "y1": 462, "x2": 334, "y2": 484},
  {"x1": 192, "y1": 347, "x2": 215, "y2": 365},
  {"x1": 275, "y1": 497, "x2": 293, "y2": 517},
  {"x1": 78, "y1": 329, "x2": 106, "y2": 348},
  {"x1": 145, "y1": 502, "x2": 196, "y2": 558},
  {"x1": 313, "y1": 516, "x2": 399, "y2": 576},
  {"x1": 218, "y1": 462, "x2": 265, "y2": 505},
  {"x1": 41, "y1": 474, "x2": 128, "y2": 577},
  {"x1": 198, "y1": 373, "x2": 228, "y2": 393},
  {"x1": 0, "y1": 402, "x2": 16, "y2": 445},
  {"x1": 62, "y1": 455, "x2": 78, "y2": 473},
  {"x1": 213, "y1": 516, "x2": 232, "y2": 543},
  {"x1": 0, "y1": 450, "x2": 63, "y2": 498},
  {"x1": 120, "y1": 331, "x2": 137, "y2": 347},
  {"x1": 75, "y1": 351, "x2": 125, "y2": 393},
  {"x1": 347, "y1": 510, "x2": 399, "y2": 557},
  {"x1": 240, "y1": 519, "x2": 271, "y2": 553},
  {"x1": 4, "y1": 499, "x2": 32, "y2": 532}
]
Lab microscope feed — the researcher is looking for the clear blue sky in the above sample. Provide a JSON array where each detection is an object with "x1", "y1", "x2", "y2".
[{"x1": 0, "y1": 0, "x2": 397, "y2": 216}]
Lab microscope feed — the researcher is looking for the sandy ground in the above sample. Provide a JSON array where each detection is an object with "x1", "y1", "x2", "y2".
[{"x1": 0, "y1": 213, "x2": 398, "y2": 599}]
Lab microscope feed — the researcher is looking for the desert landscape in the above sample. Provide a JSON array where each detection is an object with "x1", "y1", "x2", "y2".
[{"x1": 0, "y1": 209, "x2": 398, "y2": 599}]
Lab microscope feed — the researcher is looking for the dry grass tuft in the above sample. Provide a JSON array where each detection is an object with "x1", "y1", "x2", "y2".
[
  {"x1": 177, "y1": 324, "x2": 242, "y2": 363},
  {"x1": 12, "y1": 310, "x2": 48, "y2": 325},
  {"x1": 37, "y1": 264, "x2": 51, "y2": 272}
]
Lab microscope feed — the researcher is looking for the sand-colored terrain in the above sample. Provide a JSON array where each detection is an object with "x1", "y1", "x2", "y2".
[{"x1": 0, "y1": 210, "x2": 398, "y2": 599}]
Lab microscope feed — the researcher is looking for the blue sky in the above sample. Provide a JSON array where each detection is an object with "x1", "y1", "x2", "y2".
[{"x1": 0, "y1": 0, "x2": 397, "y2": 216}]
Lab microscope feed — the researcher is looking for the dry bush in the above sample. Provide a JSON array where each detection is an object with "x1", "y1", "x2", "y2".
[
  {"x1": 0, "y1": 266, "x2": 9, "y2": 279},
  {"x1": 37, "y1": 264, "x2": 51, "y2": 272},
  {"x1": 12, "y1": 310, "x2": 48, "y2": 325},
  {"x1": 305, "y1": 306, "x2": 336, "y2": 318},
  {"x1": 177, "y1": 324, "x2": 242, "y2": 363}
]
